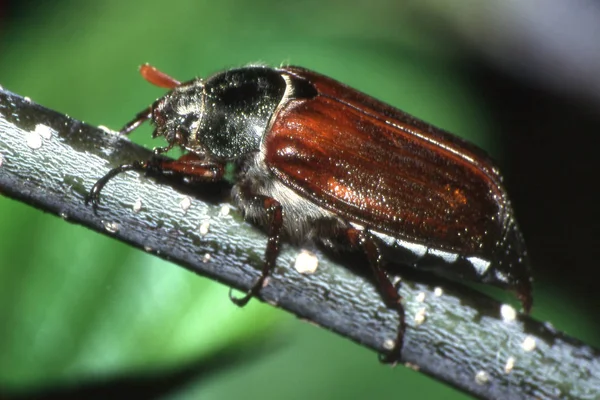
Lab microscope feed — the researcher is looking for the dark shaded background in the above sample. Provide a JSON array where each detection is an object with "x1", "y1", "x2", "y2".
[{"x1": 1, "y1": 1, "x2": 598, "y2": 399}]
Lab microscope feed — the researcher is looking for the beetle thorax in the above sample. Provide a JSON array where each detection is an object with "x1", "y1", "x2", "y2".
[{"x1": 151, "y1": 67, "x2": 288, "y2": 162}]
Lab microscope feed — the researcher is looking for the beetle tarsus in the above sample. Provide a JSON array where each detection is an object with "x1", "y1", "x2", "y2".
[
  {"x1": 86, "y1": 161, "x2": 149, "y2": 213},
  {"x1": 517, "y1": 281, "x2": 533, "y2": 314},
  {"x1": 228, "y1": 287, "x2": 252, "y2": 307},
  {"x1": 378, "y1": 351, "x2": 400, "y2": 366},
  {"x1": 85, "y1": 182, "x2": 103, "y2": 214}
]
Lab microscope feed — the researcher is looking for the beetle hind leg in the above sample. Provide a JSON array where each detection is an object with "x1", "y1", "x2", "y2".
[{"x1": 347, "y1": 227, "x2": 406, "y2": 364}]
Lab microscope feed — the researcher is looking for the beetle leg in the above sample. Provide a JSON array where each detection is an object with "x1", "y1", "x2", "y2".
[
  {"x1": 118, "y1": 106, "x2": 153, "y2": 136},
  {"x1": 145, "y1": 153, "x2": 225, "y2": 183},
  {"x1": 86, "y1": 153, "x2": 224, "y2": 211},
  {"x1": 347, "y1": 227, "x2": 406, "y2": 364},
  {"x1": 153, "y1": 141, "x2": 175, "y2": 156},
  {"x1": 117, "y1": 65, "x2": 182, "y2": 136},
  {"x1": 229, "y1": 189, "x2": 283, "y2": 307},
  {"x1": 516, "y1": 279, "x2": 533, "y2": 315}
]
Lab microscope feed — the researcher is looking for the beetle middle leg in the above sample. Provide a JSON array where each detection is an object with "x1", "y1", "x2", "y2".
[
  {"x1": 229, "y1": 186, "x2": 283, "y2": 307},
  {"x1": 86, "y1": 153, "x2": 224, "y2": 210},
  {"x1": 347, "y1": 227, "x2": 406, "y2": 364}
]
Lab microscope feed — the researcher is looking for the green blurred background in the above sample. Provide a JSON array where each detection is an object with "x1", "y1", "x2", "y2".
[{"x1": 1, "y1": 1, "x2": 599, "y2": 399}]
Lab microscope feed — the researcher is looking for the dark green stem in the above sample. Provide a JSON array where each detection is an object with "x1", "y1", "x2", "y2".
[{"x1": 0, "y1": 88, "x2": 598, "y2": 400}]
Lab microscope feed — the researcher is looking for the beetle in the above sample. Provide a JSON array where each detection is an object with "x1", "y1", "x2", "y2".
[{"x1": 87, "y1": 63, "x2": 533, "y2": 363}]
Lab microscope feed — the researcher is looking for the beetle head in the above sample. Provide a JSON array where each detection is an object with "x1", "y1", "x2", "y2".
[
  {"x1": 150, "y1": 67, "x2": 287, "y2": 161},
  {"x1": 150, "y1": 79, "x2": 205, "y2": 154}
]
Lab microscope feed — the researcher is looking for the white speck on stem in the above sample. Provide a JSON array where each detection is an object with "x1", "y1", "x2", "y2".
[
  {"x1": 98, "y1": 125, "x2": 117, "y2": 134},
  {"x1": 34, "y1": 124, "x2": 55, "y2": 139},
  {"x1": 475, "y1": 370, "x2": 490, "y2": 385},
  {"x1": 199, "y1": 220, "x2": 210, "y2": 236},
  {"x1": 24, "y1": 124, "x2": 57, "y2": 149},
  {"x1": 433, "y1": 287, "x2": 443, "y2": 297},
  {"x1": 133, "y1": 198, "x2": 143, "y2": 213},
  {"x1": 414, "y1": 308, "x2": 427, "y2": 326},
  {"x1": 103, "y1": 221, "x2": 119, "y2": 233},
  {"x1": 262, "y1": 276, "x2": 271, "y2": 288},
  {"x1": 180, "y1": 196, "x2": 192, "y2": 213},
  {"x1": 404, "y1": 362, "x2": 420, "y2": 371},
  {"x1": 218, "y1": 204, "x2": 230, "y2": 216},
  {"x1": 383, "y1": 339, "x2": 395, "y2": 351},
  {"x1": 25, "y1": 131, "x2": 43, "y2": 149},
  {"x1": 504, "y1": 356, "x2": 516, "y2": 374},
  {"x1": 202, "y1": 253, "x2": 211, "y2": 263},
  {"x1": 522, "y1": 336, "x2": 536, "y2": 352},
  {"x1": 293, "y1": 249, "x2": 319, "y2": 274},
  {"x1": 500, "y1": 304, "x2": 517, "y2": 322},
  {"x1": 416, "y1": 292, "x2": 426, "y2": 303}
]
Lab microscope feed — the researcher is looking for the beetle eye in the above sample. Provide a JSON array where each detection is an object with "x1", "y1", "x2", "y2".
[{"x1": 151, "y1": 102, "x2": 167, "y2": 127}]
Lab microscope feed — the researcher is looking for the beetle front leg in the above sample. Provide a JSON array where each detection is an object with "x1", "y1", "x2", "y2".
[
  {"x1": 229, "y1": 188, "x2": 283, "y2": 307},
  {"x1": 118, "y1": 106, "x2": 153, "y2": 136},
  {"x1": 347, "y1": 227, "x2": 406, "y2": 364},
  {"x1": 86, "y1": 153, "x2": 224, "y2": 211},
  {"x1": 117, "y1": 66, "x2": 181, "y2": 136}
]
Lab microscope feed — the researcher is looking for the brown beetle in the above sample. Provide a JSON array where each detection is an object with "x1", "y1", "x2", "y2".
[{"x1": 88, "y1": 64, "x2": 533, "y2": 363}]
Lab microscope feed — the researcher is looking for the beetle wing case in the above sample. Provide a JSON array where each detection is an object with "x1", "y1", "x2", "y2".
[{"x1": 265, "y1": 67, "x2": 531, "y2": 304}]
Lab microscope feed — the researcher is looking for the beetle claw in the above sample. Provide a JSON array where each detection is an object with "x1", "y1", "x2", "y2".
[
  {"x1": 228, "y1": 288, "x2": 252, "y2": 307},
  {"x1": 84, "y1": 184, "x2": 102, "y2": 215},
  {"x1": 378, "y1": 351, "x2": 399, "y2": 366}
]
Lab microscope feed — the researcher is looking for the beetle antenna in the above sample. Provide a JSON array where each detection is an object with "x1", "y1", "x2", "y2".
[{"x1": 140, "y1": 64, "x2": 181, "y2": 89}]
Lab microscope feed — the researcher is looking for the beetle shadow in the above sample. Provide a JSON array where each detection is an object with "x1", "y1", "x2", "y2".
[
  {"x1": 147, "y1": 170, "x2": 233, "y2": 206},
  {"x1": 317, "y1": 242, "x2": 526, "y2": 322},
  {"x1": 0, "y1": 333, "x2": 283, "y2": 400}
]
